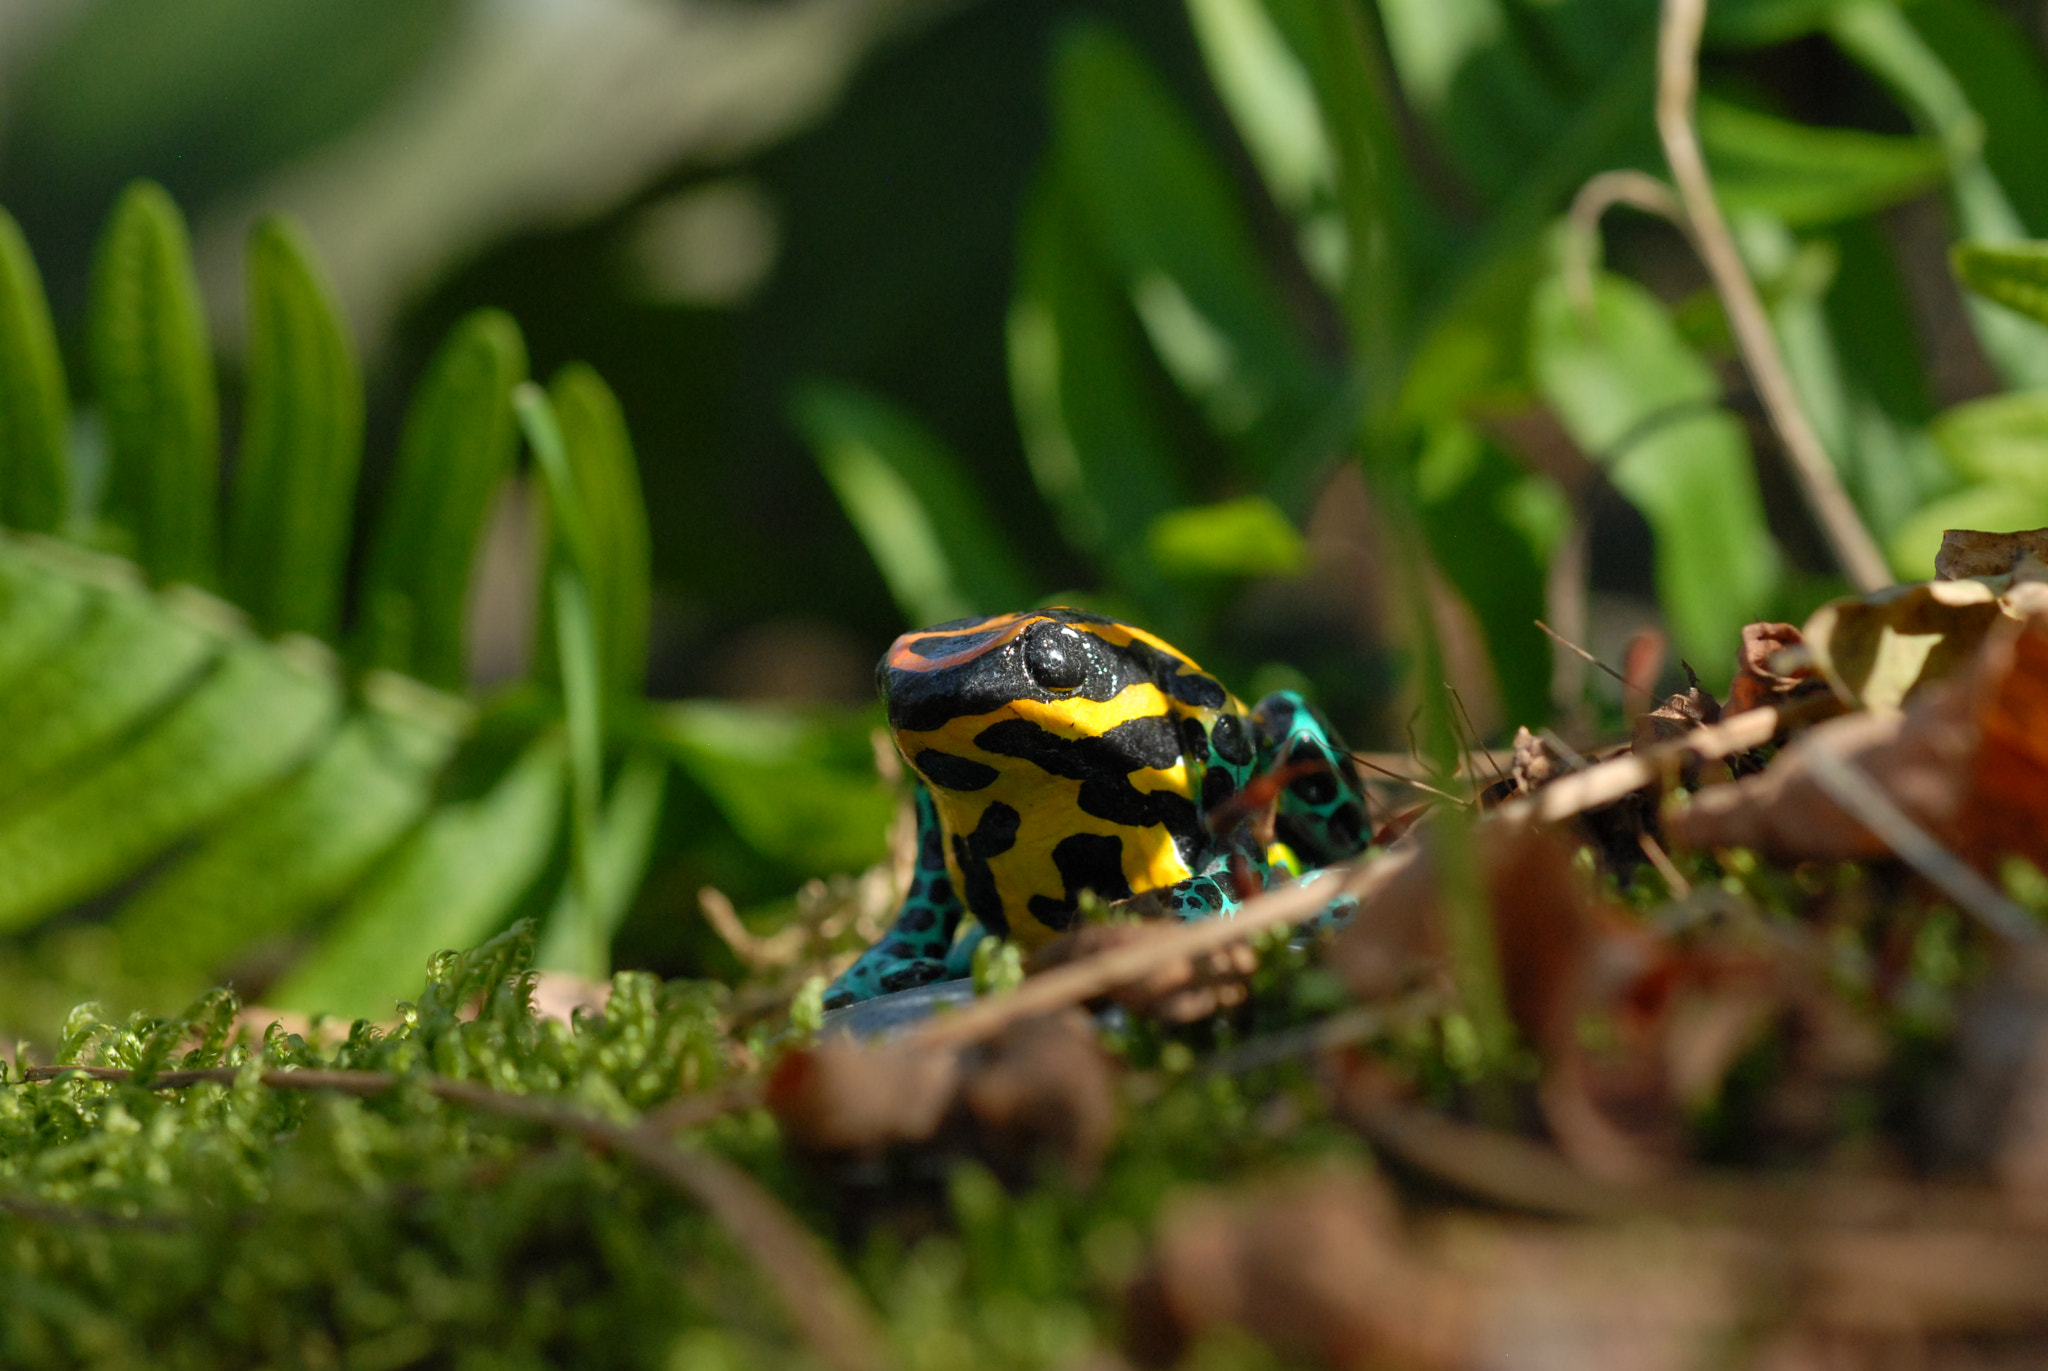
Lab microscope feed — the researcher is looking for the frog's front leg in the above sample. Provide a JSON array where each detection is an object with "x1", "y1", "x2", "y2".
[{"x1": 824, "y1": 784, "x2": 967, "y2": 1009}]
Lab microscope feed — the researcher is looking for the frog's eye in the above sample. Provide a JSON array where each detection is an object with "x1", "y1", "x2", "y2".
[{"x1": 1023, "y1": 623, "x2": 1088, "y2": 692}]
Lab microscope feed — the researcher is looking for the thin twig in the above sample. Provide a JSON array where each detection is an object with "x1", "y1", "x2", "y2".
[
  {"x1": 1564, "y1": 168, "x2": 1689, "y2": 326},
  {"x1": 1536, "y1": 619, "x2": 1638, "y2": 695},
  {"x1": 1655, "y1": 0, "x2": 1891, "y2": 592},
  {"x1": 906, "y1": 857, "x2": 1411, "y2": 1052},
  {"x1": 1799, "y1": 745, "x2": 2038, "y2": 947}
]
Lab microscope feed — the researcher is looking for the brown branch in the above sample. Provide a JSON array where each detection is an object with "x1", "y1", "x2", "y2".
[
  {"x1": 18, "y1": 1064, "x2": 884, "y2": 1371},
  {"x1": 1564, "y1": 168, "x2": 1689, "y2": 326},
  {"x1": 1655, "y1": 0, "x2": 1892, "y2": 593}
]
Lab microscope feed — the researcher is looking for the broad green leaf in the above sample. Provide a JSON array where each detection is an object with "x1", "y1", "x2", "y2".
[
  {"x1": 1888, "y1": 389, "x2": 2048, "y2": 574},
  {"x1": 1530, "y1": 271, "x2": 1780, "y2": 672},
  {"x1": 1700, "y1": 97, "x2": 1946, "y2": 226},
  {"x1": 0, "y1": 542, "x2": 96, "y2": 689},
  {"x1": 0, "y1": 206, "x2": 70, "y2": 534},
  {"x1": 110, "y1": 682, "x2": 467, "y2": 986},
  {"x1": 1009, "y1": 170, "x2": 1188, "y2": 618},
  {"x1": 1053, "y1": 23, "x2": 1336, "y2": 507},
  {"x1": 660, "y1": 701, "x2": 892, "y2": 874},
  {"x1": 793, "y1": 380, "x2": 1034, "y2": 627},
  {"x1": 358, "y1": 309, "x2": 526, "y2": 688},
  {"x1": 88, "y1": 181, "x2": 219, "y2": 587},
  {"x1": 0, "y1": 561, "x2": 217, "y2": 805},
  {"x1": 1147, "y1": 497, "x2": 1309, "y2": 578},
  {"x1": 273, "y1": 735, "x2": 566, "y2": 1020},
  {"x1": 551, "y1": 364, "x2": 650, "y2": 698},
  {"x1": 1953, "y1": 241, "x2": 2048, "y2": 330},
  {"x1": 0, "y1": 634, "x2": 337, "y2": 934},
  {"x1": 535, "y1": 749, "x2": 668, "y2": 979},
  {"x1": 226, "y1": 214, "x2": 364, "y2": 640}
]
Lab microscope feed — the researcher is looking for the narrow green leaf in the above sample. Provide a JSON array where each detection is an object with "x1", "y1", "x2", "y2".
[
  {"x1": 1831, "y1": 2, "x2": 2048, "y2": 390},
  {"x1": 1530, "y1": 271, "x2": 1781, "y2": 673},
  {"x1": 551, "y1": 567, "x2": 604, "y2": 965},
  {"x1": 535, "y1": 749, "x2": 668, "y2": 979},
  {"x1": 550, "y1": 364, "x2": 650, "y2": 698},
  {"x1": 1009, "y1": 171, "x2": 1188, "y2": 619},
  {"x1": 1906, "y1": 0, "x2": 2048, "y2": 237},
  {"x1": 110, "y1": 684, "x2": 467, "y2": 986},
  {"x1": 226, "y1": 214, "x2": 364, "y2": 639},
  {"x1": 0, "y1": 634, "x2": 338, "y2": 934},
  {"x1": 793, "y1": 380, "x2": 1035, "y2": 627},
  {"x1": 88, "y1": 180, "x2": 219, "y2": 586},
  {"x1": 1053, "y1": 22, "x2": 1336, "y2": 507},
  {"x1": 0, "y1": 206, "x2": 71, "y2": 533},
  {"x1": 272, "y1": 735, "x2": 566, "y2": 1020},
  {"x1": 1953, "y1": 241, "x2": 2048, "y2": 330},
  {"x1": 357, "y1": 310, "x2": 526, "y2": 688},
  {"x1": 1699, "y1": 97, "x2": 1947, "y2": 226}
]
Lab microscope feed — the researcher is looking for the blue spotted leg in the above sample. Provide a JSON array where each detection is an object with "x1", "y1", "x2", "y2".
[{"x1": 824, "y1": 785, "x2": 967, "y2": 1009}]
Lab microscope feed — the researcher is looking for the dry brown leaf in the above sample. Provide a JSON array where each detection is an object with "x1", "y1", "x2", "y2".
[
  {"x1": 1936, "y1": 527, "x2": 2048, "y2": 581},
  {"x1": 1668, "y1": 611, "x2": 2048, "y2": 878},
  {"x1": 956, "y1": 1009, "x2": 1119, "y2": 1186},
  {"x1": 1728, "y1": 621, "x2": 1819, "y2": 716},
  {"x1": 1124, "y1": 1166, "x2": 1468, "y2": 1371},
  {"x1": 1803, "y1": 579, "x2": 2007, "y2": 711}
]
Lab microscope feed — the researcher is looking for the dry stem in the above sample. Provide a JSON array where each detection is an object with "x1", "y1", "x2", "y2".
[{"x1": 1655, "y1": 0, "x2": 1892, "y2": 592}]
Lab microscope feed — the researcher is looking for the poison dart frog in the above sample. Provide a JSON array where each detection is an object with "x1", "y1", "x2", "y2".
[{"x1": 825, "y1": 607, "x2": 1370, "y2": 1009}]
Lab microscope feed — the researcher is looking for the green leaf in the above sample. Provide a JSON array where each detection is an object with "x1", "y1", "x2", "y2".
[
  {"x1": 1905, "y1": 0, "x2": 2048, "y2": 237},
  {"x1": 1530, "y1": 271, "x2": 1781, "y2": 673},
  {"x1": 1953, "y1": 241, "x2": 2048, "y2": 330},
  {"x1": 1146, "y1": 496, "x2": 1309, "y2": 578},
  {"x1": 535, "y1": 749, "x2": 668, "y2": 979},
  {"x1": 226, "y1": 214, "x2": 364, "y2": 640},
  {"x1": 0, "y1": 561, "x2": 218, "y2": 805},
  {"x1": 1053, "y1": 22, "x2": 1336, "y2": 507},
  {"x1": 659, "y1": 701, "x2": 893, "y2": 875},
  {"x1": 1888, "y1": 388, "x2": 2048, "y2": 574},
  {"x1": 0, "y1": 205, "x2": 71, "y2": 534},
  {"x1": 1831, "y1": 2, "x2": 2048, "y2": 391},
  {"x1": 1699, "y1": 97, "x2": 1947, "y2": 226},
  {"x1": 551, "y1": 364, "x2": 650, "y2": 698},
  {"x1": 109, "y1": 682, "x2": 467, "y2": 987},
  {"x1": 87, "y1": 180, "x2": 219, "y2": 587},
  {"x1": 0, "y1": 633, "x2": 338, "y2": 934},
  {"x1": 1009, "y1": 170, "x2": 1188, "y2": 617},
  {"x1": 357, "y1": 309, "x2": 526, "y2": 688},
  {"x1": 793, "y1": 380, "x2": 1035, "y2": 627},
  {"x1": 272, "y1": 735, "x2": 566, "y2": 1020}
]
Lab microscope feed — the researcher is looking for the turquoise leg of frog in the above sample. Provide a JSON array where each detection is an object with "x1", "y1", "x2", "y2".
[
  {"x1": 824, "y1": 784, "x2": 967, "y2": 1010},
  {"x1": 1166, "y1": 691, "x2": 1370, "y2": 926}
]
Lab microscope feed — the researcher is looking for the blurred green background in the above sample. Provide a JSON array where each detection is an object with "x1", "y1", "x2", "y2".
[{"x1": 0, "y1": 0, "x2": 2045, "y2": 1031}]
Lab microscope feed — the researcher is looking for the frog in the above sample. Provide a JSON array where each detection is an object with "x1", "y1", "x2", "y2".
[{"x1": 824, "y1": 607, "x2": 1371, "y2": 1009}]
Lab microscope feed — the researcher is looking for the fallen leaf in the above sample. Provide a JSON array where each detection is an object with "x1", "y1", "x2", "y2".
[
  {"x1": 1727, "y1": 621, "x2": 1820, "y2": 716},
  {"x1": 1802, "y1": 579, "x2": 2005, "y2": 711},
  {"x1": 1028, "y1": 922, "x2": 1259, "y2": 1025},
  {"x1": 1936, "y1": 527, "x2": 2048, "y2": 581}
]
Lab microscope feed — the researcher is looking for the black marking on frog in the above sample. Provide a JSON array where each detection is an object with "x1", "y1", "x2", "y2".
[
  {"x1": 973, "y1": 717, "x2": 1200, "y2": 850},
  {"x1": 952, "y1": 800, "x2": 1021, "y2": 937},
  {"x1": 1027, "y1": 832, "x2": 1132, "y2": 929},
  {"x1": 913, "y1": 748, "x2": 999, "y2": 791}
]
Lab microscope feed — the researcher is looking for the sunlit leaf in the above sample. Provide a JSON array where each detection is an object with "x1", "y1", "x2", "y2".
[
  {"x1": 1953, "y1": 241, "x2": 2048, "y2": 330},
  {"x1": 0, "y1": 206, "x2": 70, "y2": 534},
  {"x1": 1147, "y1": 496, "x2": 1309, "y2": 579},
  {"x1": 358, "y1": 309, "x2": 526, "y2": 688},
  {"x1": 660, "y1": 701, "x2": 892, "y2": 875},
  {"x1": 226, "y1": 215, "x2": 364, "y2": 639},
  {"x1": 535, "y1": 749, "x2": 668, "y2": 979},
  {"x1": 551, "y1": 364, "x2": 650, "y2": 698},
  {"x1": 794, "y1": 379, "x2": 1034, "y2": 627},
  {"x1": 88, "y1": 180, "x2": 219, "y2": 587}
]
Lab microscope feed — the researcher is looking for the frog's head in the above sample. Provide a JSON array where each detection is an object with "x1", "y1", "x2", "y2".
[{"x1": 876, "y1": 608, "x2": 1241, "y2": 943}]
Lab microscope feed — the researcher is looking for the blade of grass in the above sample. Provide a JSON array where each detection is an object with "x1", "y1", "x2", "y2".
[
  {"x1": 88, "y1": 181, "x2": 219, "y2": 587},
  {"x1": 0, "y1": 207, "x2": 71, "y2": 534}
]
